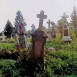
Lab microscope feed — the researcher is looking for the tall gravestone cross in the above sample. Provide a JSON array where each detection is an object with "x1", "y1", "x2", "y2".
[
  {"x1": 15, "y1": 11, "x2": 27, "y2": 48},
  {"x1": 37, "y1": 10, "x2": 47, "y2": 30},
  {"x1": 61, "y1": 13, "x2": 72, "y2": 42},
  {"x1": 47, "y1": 19, "x2": 52, "y2": 41},
  {"x1": 51, "y1": 21, "x2": 56, "y2": 38},
  {"x1": 31, "y1": 10, "x2": 47, "y2": 63}
]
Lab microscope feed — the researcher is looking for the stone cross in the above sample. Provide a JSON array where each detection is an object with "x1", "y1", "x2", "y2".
[
  {"x1": 47, "y1": 19, "x2": 51, "y2": 28},
  {"x1": 37, "y1": 10, "x2": 47, "y2": 30},
  {"x1": 51, "y1": 21, "x2": 56, "y2": 38},
  {"x1": 61, "y1": 13, "x2": 72, "y2": 42},
  {"x1": 61, "y1": 12, "x2": 69, "y2": 23}
]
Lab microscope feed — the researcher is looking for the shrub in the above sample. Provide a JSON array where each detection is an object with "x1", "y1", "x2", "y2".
[
  {"x1": 45, "y1": 51, "x2": 77, "y2": 76},
  {"x1": 0, "y1": 59, "x2": 20, "y2": 77}
]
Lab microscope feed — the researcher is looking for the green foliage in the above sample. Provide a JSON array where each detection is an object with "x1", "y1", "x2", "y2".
[
  {"x1": 0, "y1": 43, "x2": 15, "y2": 51},
  {"x1": 0, "y1": 59, "x2": 20, "y2": 77},
  {"x1": 45, "y1": 51, "x2": 77, "y2": 76}
]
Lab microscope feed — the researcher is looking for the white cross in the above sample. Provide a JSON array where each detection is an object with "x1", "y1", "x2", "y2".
[
  {"x1": 61, "y1": 13, "x2": 68, "y2": 23},
  {"x1": 37, "y1": 10, "x2": 47, "y2": 30}
]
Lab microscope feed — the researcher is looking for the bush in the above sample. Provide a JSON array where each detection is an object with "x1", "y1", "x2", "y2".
[
  {"x1": 0, "y1": 59, "x2": 20, "y2": 77},
  {"x1": 0, "y1": 43, "x2": 15, "y2": 51},
  {"x1": 45, "y1": 51, "x2": 77, "y2": 76}
]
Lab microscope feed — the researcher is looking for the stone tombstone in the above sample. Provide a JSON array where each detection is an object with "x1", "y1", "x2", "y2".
[
  {"x1": 2, "y1": 31, "x2": 5, "y2": 41},
  {"x1": 18, "y1": 24, "x2": 27, "y2": 48},
  {"x1": 15, "y1": 11, "x2": 27, "y2": 48},
  {"x1": 51, "y1": 21, "x2": 56, "y2": 38},
  {"x1": 14, "y1": 33, "x2": 19, "y2": 47},
  {"x1": 47, "y1": 19, "x2": 52, "y2": 41},
  {"x1": 61, "y1": 13, "x2": 72, "y2": 42},
  {"x1": 19, "y1": 35, "x2": 26, "y2": 48},
  {"x1": 31, "y1": 24, "x2": 36, "y2": 34},
  {"x1": 31, "y1": 10, "x2": 47, "y2": 62}
]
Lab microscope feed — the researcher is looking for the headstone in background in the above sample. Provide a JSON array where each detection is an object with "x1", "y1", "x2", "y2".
[
  {"x1": 14, "y1": 33, "x2": 19, "y2": 48},
  {"x1": 15, "y1": 11, "x2": 27, "y2": 48},
  {"x1": 11, "y1": 34, "x2": 13, "y2": 39},
  {"x1": 18, "y1": 24, "x2": 27, "y2": 48},
  {"x1": 51, "y1": 21, "x2": 56, "y2": 38},
  {"x1": 2, "y1": 31, "x2": 5, "y2": 41},
  {"x1": 31, "y1": 10, "x2": 47, "y2": 63},
  {"x1": 30, "y1": 24, "x2": 36, "y2": 34},
  {"x1": 61, "y1": 13, "x2": 72, "y2": 42},
  {"x1": 62, "y1": 23, "x2": 72, "y2": 42},
  {"x1": 47, "y1": 19, "x2": 52, "y2": 41}
]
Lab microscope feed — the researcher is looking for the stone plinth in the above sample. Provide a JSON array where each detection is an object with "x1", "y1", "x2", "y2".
[
  {"x1": 62, "y1": 36, "x2": 72, "y2": 42},
  {"x1": 31, "y1": 30, "x2": 47, "y2": 62},
  {"x1": 19, "y1": 35, "x2": 26, "y2": 48}
]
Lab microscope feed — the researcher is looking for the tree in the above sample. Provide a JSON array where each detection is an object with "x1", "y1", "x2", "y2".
[
  {"x1": 71, "y1": 6, "x2": 77, "y2": 37},
  {"x1": 4, "y1": 20, "x2": 13, "y2": 38},
  {"x1": 14, "y1": 11, "x2": 27, "y2": 34}
]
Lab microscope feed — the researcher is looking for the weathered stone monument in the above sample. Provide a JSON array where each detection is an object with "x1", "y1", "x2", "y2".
[
  {"x1": 15, "y1": 11, "x2": 27, "y2": 48},
  {"x1": 51, "y1": 21, "x2": 56, "y2": 38},
  {"x1": 14, "y1": 33, "x2": 19, "y2": 47},
  {"x1": 30, "y1": 24, "x2": 36, "y2": 34},
  {"x1": 18, "y1": 24, "x2": 27, "y2": 48},
  {"x1": 2, "y1": 31, "x2": 5, "y2": 41},
  {"x1": 31, "y1": 10, "x2": 47, "y2": 62},
  {"x1": 61, "y1": 13, "x2": 72, "y2": 42},
  {"x1": 37, "y1": 10, "x2": 47, "y2": 30},
  {"x1": 47, "y1": 19, "x2": 52, "y2": 41}
]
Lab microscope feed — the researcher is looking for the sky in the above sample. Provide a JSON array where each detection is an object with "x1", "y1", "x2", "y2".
[{"x1": 0, "y1": 0, "x2": 77, "y2": 32}]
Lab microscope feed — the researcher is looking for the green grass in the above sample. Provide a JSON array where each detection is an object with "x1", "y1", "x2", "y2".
[{"x1": 0, "y1": 43, "x2": 15, "y2": 51}]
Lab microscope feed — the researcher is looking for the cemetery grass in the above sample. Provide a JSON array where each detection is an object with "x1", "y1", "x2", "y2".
[
  {"x1": 44, "y1": 35, "x2": 77, "y2": 77},
  {"x1": 0, "y1": 43, "x2": 15, "y2": 51},
  {"x1": 0, "y1": 36, "x2": 77, "y2": 77}
]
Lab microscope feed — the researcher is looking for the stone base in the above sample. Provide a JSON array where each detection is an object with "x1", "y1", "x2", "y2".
[{"x1": 62, "y1": 36, "x2": 72, "y2": 42}]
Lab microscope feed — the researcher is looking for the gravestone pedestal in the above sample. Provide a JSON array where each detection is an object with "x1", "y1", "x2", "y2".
[
  {"x1": 62, "y1": 26, "x2": 72, "y2": 42},
  {"x1": 19, "y1": 35, "x2": 26, "y2": 48},
  {"x1": 2, "y1": 31, "x2": 5, "y2": 41},
  {"x1": 14, "y1": 33, "x2": 19, "y2": 48},
  {"x1": 31, "y1": 30, "x2": 47, "y2": 71},
  {"x1": 31, "y1": 30, "x2": 47, "y2": 60},
  {"x1": 51, "y1": 28, "x2": 56, "y2": 38},
  {"x1": 62, "y1": 36, "x2": 72, "y2": 42},
  {"x1": 47, "y1": 31, "x2": 52, "y2": 41}
]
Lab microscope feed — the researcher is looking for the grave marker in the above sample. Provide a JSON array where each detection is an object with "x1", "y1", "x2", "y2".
[
  {"x1": 51, "y1": 21, "x2": 56, "y2": 38},
  {"x1": 61, "y1": 13, "x2": 72, "y2": 42},
  {"x1": 47, "y1": 19, "x2": 52, "y2": 41},
  {"x1": 31, "y1": 24, "x2": 36, "y2": 34},
  {"x1": 15, "y1": 11, "x2": 27, "y2": 48},
  {"x1": 37, "y1": 10, "x2": 47, "y2": 30},
  {"x1": 2, "y1": 31, "x2": 5, "y2": 41},
  {"x1": 31, "y1": 10, "x2": 47, "y2": 62}
]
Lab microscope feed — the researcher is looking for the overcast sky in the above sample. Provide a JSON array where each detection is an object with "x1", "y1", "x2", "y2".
[{"x1": 0, "y1": 0, "x2": 76, "y2": 32}]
